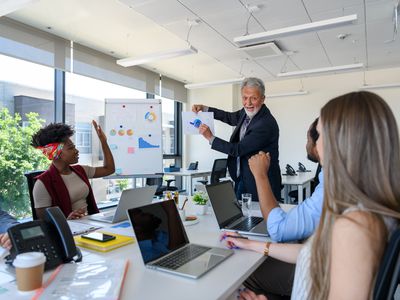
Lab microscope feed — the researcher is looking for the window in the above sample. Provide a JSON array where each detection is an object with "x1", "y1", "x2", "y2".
[
  {"x1": 75, "y1": 122, "x2": 92, "y2": 154},
  {"x1": 0, "y1": 54, "x2": 54, "y2": 218},
  {"x1": 161, "y1": 97, "x2": 176, "y2": 155}
]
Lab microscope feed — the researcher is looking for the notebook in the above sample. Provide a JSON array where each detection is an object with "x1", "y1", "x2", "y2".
[
  {"x1": 89, "y1": 186, "x2": 157, "y2": 223},
  {"x1": 127, "y1": 200, "x2": 233, "y2": 279},
  {"x1": 206, "y1": 181, "x2": 269, "y2": 237},
  {"x1": 74, "y1": 232, "x2": 134, "y2": 252}
]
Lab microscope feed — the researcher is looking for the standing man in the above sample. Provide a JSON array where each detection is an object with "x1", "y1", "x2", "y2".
[{"x1": 192, "y1": 77, "x2": 281, "y2": 202}]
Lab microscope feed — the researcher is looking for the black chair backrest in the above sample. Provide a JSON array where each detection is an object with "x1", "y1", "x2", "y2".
[
  {"x1": 210, "y1": 159, "x2": 228, "y2": 184},
  {"x1": 374, "y1": 227, "x2": 400, "y2": 300},
  {"x1": 24, "y1": 170, "x2": 44, "y2": 220},
  {"x1": 146, "y1": 177, "x2": 163, "y2": 188},
  {"x1": 145, "y1": 174, "x2": 177, "y2": 196}
]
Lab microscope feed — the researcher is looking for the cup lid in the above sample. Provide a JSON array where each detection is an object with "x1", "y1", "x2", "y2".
[{"x1": 13, "y1": 252, "x2": 46, "y2": 268}]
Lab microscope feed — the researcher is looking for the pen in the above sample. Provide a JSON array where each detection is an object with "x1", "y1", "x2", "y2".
[
  {"x1": 181, "y1": 198, "x2": 188, "y2": 210},
  {"x1": 225, "y1": 235, "x2": 248, "y2": 240}
]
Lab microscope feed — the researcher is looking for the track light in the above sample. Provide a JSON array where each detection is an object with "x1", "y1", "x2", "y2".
[{"x1": 117, "y1": 46, "x2": 198, "y2": 67}]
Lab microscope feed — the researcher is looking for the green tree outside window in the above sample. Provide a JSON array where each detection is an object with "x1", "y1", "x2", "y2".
[{"x1": 0, "y1": 108, "x2": 49, "y2": 218}]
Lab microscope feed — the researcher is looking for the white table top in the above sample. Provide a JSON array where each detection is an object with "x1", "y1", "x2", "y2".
[
  {"x1": 281, "y1": 171, "x2": 315, "y2": 185},
  {"x1": 0, "y1": 199, "x2": 267, "y2": 300},
  {"x1": 163, "y1": 169, "x2": 211, "y2": 177}
]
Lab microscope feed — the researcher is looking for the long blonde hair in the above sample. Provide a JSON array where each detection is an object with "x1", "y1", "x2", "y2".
[{"x1": 309, "y1": 91, "x2": 400, "y2": 299}]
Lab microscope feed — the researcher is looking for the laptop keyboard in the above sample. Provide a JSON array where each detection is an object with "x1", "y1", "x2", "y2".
[
  {"x1": 155, "y1": 244, "x2": 211, "y2": 270},
  {"x1": 230, "y1": 216, "x2": 264, "y2": 231}
]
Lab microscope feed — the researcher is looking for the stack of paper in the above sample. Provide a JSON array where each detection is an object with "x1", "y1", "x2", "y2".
[
  {"x1": 34, "y1": 259, "x2": 129, "y2": 299},
  {"x1": 67, "y1": 220, "x2": 101, "y2": 235},
  {"x1": 74, "y1": 232, "x2": 134, "y2": 252}
]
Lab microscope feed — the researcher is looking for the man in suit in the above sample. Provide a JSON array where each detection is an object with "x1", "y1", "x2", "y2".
[{"x1": 192, "y1": 77, "x2": 281, "y2": 202}]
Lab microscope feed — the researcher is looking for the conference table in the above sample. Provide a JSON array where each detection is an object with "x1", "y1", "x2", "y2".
[
  {"x1": 0, "y1": 198, "x2": 270, "y2": 300},
  {"x1": 164, "y1": 169, "x2": 211, "y2": 196},
  {"x1": 281, "y1": 171, "x2": 316, "y2": 204}
]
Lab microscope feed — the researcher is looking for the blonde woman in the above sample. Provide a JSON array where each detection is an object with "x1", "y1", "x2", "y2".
[{"x1": 223, "y1": 91, "x2": 400, "y2": 299}]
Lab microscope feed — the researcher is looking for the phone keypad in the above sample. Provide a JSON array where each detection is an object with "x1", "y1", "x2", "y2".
[{"x1": 26, "y1": 241, "x2": 60, "y2": 264}]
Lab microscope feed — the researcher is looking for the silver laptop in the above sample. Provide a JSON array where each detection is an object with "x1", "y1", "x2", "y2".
[
  {"x1": 89, "y1": 186, "x2": 157, "y2": 223},
  {"x1": 206, "y1": 181, "x2": 269, "y2": 237},
  {"x1": 127, "y1": 200, "x2": 233, "y2": 279}
]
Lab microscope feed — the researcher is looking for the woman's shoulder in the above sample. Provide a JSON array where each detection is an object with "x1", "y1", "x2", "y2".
[
  {"x1": 334, "y1": 210, "x2": 387, "y2": 247},
  {"x1": 74, "y1": 165, "x2": 96, "y2": 178}
]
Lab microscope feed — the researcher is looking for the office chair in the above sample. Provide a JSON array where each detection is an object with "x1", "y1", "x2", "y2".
[
  {"x1": 145, "y1": 173, "x2": 178, "y2": 197},
  {"x1": 24, "y1": 170, "x2": 44, "y2": 220},
  {"x1": 198, "y1": 158, "x2": 228, "y2": 185},
  {"x1": 373, "y1": 227, "x2": 400, "y2": 300}
]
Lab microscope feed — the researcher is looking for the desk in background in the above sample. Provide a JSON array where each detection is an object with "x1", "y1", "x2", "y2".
[
  {"x1": 281, "y1": 172, "x2": 315, "y2": 204},
  {"x1": 164, "y1": 169, "x2": 211, "y2": 195}
]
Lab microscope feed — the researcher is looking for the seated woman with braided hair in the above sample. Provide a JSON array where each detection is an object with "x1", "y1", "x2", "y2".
[{"x1": 31, "y1": 121, "x2": 115, "y2": 220}]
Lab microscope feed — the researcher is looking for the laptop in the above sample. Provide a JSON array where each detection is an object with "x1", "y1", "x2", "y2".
[
  {"x1": 206, "y1": 181, "x2": 269, "y2": 237},
  {"x1": 89, "y1": 186, "x2": 157, "y2": 223},
  {"x1": 127, "y1": 200, "x2": 233, "y2": 279}
]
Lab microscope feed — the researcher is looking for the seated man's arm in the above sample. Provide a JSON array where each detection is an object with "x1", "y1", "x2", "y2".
[
  {"x1": 0, "y1": 210, "x2": 18, "y2": 250},
  {"x1": 0, "y1": 210, "x2": 18, "y2": 233},
  {"x1": 249, "y1": 152, "x2": 279, "y2": 220},
  {"x1": 268, "y1": 173, "x2": 324, "y2": 242}
]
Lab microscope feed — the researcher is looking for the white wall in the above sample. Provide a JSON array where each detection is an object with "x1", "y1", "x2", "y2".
[
  {"x1": 185, "y1": 85, "x2": 237, "y2": 170},
  {"x1": 187, "y1": 66, "x2": 400, "y2": 172}
]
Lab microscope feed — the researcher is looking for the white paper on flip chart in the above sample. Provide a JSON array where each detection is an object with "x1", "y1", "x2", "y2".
[{"x1": 182, "y1": 111, "x2": 214, "y2": 135}]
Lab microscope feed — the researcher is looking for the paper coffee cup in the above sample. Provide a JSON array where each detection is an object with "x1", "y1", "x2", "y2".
[{"x1": 13, "y1": 252, "x2": 46, "y2": 291}]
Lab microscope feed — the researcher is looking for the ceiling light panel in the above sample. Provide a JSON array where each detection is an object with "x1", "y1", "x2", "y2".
[
  {"x1": 117, "y1": 46, "x2": 198, "y2": 67},
  {"x1": 0, "y1": 0, "x2": 38, "y2": 16},
  {"x1": 234, "y1": 14, "x2": 358, "y2": 47},
  {"x1": 277, "y1": 63, "x2": 363, "y2": 77},
  {"x1": 185, "y1": 78, "x2": 245, "y2": 89}
]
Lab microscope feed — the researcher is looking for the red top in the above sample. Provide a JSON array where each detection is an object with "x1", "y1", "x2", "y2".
[{"x1": 36, "y1": 164, "x2": 99, "y2": 218}]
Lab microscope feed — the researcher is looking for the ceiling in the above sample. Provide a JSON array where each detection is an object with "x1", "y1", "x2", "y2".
[{"x1": 6, "y1": 0, "x2": 400, "y2": 84}]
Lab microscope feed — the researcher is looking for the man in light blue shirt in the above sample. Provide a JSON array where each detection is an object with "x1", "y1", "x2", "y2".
[
  {"x1": 267, "y1": 170, "x2": 323, "y2": 242},
  {"x1": 242, "y1": 118, "x2": 323, "y2": 299}
]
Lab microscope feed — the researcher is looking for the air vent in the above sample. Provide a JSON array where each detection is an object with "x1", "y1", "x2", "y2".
[{"x1": 237, "y1": 42, "x2": 283, "y2": 59}]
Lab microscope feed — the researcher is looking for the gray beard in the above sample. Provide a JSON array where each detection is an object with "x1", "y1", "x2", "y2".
[{"x1": 244, "y1": 108, "x2": 260, "y2": 118}]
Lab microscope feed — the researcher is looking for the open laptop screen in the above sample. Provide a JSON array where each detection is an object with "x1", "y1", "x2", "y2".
[
  {"x1": 128, "y1": 200, "x2": 189, "y2": 264},
  {"x1": 206, "y1": 181, "x2": 243, "y2": 227}
]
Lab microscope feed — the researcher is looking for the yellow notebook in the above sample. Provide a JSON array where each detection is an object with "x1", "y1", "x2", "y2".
[{"x1": 74, "y1": 231, "x2": 135, "y2": 252}]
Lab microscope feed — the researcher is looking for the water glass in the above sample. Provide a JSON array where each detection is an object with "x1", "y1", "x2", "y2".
[{"x1": 241, "y1": 193, "x2": 252, "y2": 216}]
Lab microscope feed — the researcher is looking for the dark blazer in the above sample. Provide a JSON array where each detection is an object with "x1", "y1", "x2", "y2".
[{"x1": 209, "y1": 104, "x2": 281, "y2": 201}]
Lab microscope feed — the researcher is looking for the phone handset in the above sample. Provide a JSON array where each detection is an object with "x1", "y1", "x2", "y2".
[
  {"x1": 45, "y1": 207, "x2": 82, "y2": 263},
  {"x1": 284, "y1": 164, "x2": 297, "y2": 176},
  {"x1": 187, "y1": 161, "x2": 198, "y2": 170},
  {"x1": 297, "y1": 162, "x2": 308, "y2": 172},
  {"x1": 7, "y1": 206, "x2": 82, "y2": 270}
]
